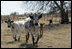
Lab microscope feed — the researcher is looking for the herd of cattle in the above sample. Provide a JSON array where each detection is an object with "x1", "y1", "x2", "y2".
[
  {"x1": 1, "y1": 13, "x2": 45, "y2": 46},
  {"x1": 1, "y1": 13, "x2": 61, "y2": 46}
]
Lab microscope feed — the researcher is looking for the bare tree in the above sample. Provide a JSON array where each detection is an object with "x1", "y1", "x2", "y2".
[
  {"x1": 54, "y1": 1, "x2": 70, "y2": 24},
  {"x1": 22, "y1": 1, "x2": 71, "y2": 24}
]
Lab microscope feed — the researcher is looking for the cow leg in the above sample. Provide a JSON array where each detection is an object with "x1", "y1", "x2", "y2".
[
  {"x1": 40, "y1": 27, "x2": 43, "y2": 37},
  {"x1": 18, "y1": 33, "x2": 21, "y2": 42},
  {"x1": 40, "y1": 29, "x2": 42, "y2": 37},
  {"x1": 41, "y1": 28, "x2": 43, "y2": 36},
  {"x1": 32, "y1": 27, "x2": 40, "y2": 46},
  {"x1": 40, "y1": 30, "x2": 43, "y2": 37},
  {"x1": 13, "y1": 34, "x2": 17, "y2": 41},
  {"x1": 27, "y1": 32, "x2": 29, "y2": 41},
  {"x1": 26, "y1": 32, "x2": 29, "y2": 43},
  {"x1": 31, "y1": 33, "x2": 35, "y2": 46},
  {"x1": 18, "y1": 36, "x2": 20, "y2": 42},
  {"x1": 35, "y1": 34, "x2": 40, "y2": 45},
  {"x1": 18, "y1": 36, "x2": 20, "y2": 41},
  {"x1": 35, "y1": 30, "x2": 40, "y2": 45}
]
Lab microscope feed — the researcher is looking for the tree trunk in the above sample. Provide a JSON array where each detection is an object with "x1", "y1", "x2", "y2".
[
  {"x1": 54, "y1": 1, "x2": 69, "y2": 24},
  {"x1": 60, "y1": 9, "x2": 69, "y2": 24}
]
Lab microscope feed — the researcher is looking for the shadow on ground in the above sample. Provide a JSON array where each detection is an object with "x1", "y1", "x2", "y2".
[
  {"x1": 19, "y1": 42, "x2": 38, "y2": 48},
  {"x1": 6, "y1": 41, "x2": 16, "y2": 44}
]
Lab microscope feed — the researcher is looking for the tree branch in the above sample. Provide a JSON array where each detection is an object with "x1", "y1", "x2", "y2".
[{"x1": 54, "y1": 1, "x2": 61, "y2": 10}]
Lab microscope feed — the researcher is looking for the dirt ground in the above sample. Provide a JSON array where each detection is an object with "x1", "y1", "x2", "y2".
[{"x1": 1, "y1": 17, "x2": 71, "y2": 48}]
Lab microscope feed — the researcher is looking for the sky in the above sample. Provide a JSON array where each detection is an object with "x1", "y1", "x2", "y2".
[
  {"x1": 1, "y1": 1, "x2": 50, "y2": 15},
  {"x1": 1, "y1": 1, "x2": 24, "y2": 15},
  {"x1": 1, "y1": 1, "x2": 70, "y2": 15}
]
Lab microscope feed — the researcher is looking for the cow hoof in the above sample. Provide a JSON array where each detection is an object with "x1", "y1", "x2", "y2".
[
  {"x1": 40, "y1": 35, "x2": 43, "y2": 38},
  {"x1": 33, "y1": 42, "x2": 38, "y2": 47},
  {"x1": 14, "y1": 39, "x2": 17, "y2": 41},
  {"x1": 34, "y1": 44, "x2": 38, "y2": 47}
]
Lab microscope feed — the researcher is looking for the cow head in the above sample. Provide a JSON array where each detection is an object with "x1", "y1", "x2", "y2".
[
  {"x1": 5, "y1": 19, "x2": 14, "y2": 28},
  {"x1": 29, "y1": 13, "x2": 42, "y2": 26}
]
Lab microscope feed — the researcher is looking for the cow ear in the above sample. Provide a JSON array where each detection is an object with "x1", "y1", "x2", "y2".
[
  {"x1": 5, "y1": 21, "x2": 7, "y2": 23},
  {"x1": 30, "y1": 16, "x2": 33, "y2": 19},
  {"x1": 38, "y1": 14, "x2": 42, "y2": 19},
  {"x1": 11, "y1": 21, "x2": 14, "y2": 23}
]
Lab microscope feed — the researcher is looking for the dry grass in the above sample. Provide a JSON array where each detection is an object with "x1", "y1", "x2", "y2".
[{"x1": 1, "y1": 17, "x2": 71, "y2": 48}]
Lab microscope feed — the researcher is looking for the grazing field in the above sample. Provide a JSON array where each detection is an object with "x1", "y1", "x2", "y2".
[{"x1": 1, "y1": 17, "x2": 71, "y2": 48}]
